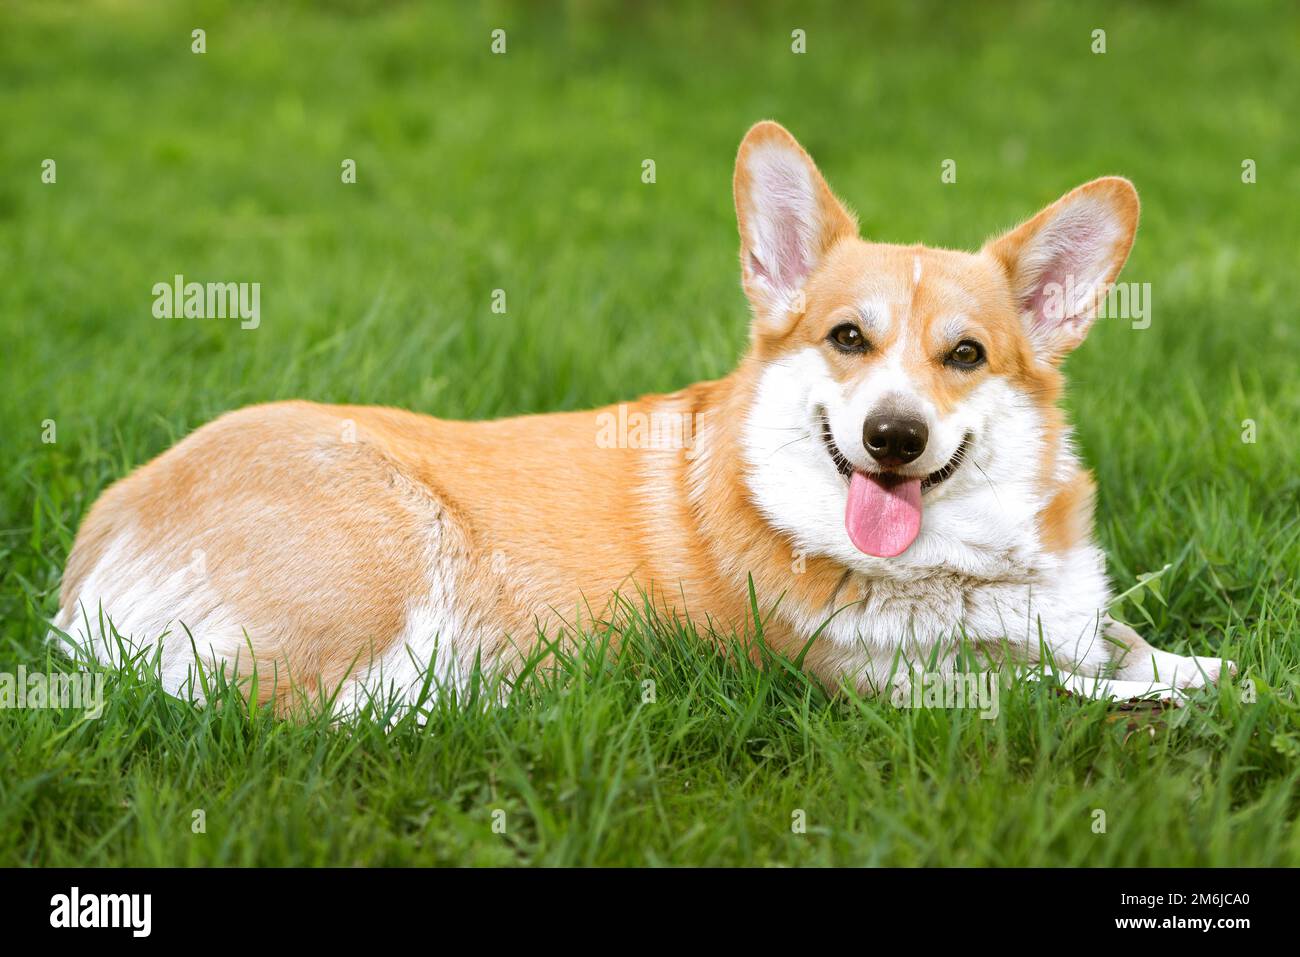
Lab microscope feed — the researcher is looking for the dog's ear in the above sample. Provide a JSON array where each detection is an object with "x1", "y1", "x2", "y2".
[
  {"x1": 984, "y1": 177, "x2": 1139, "y2": 362},
  {"x1": 734, "y1": 121, "x2": 857, "y2": 328}
]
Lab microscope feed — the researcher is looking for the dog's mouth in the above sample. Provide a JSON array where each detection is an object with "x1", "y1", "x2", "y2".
[
  {"x1": 819, "y1": 413, "x2": 972, "y2": 491},
  {"x1": 818, "y1": 411, "x2": 973, "y2": 558}
]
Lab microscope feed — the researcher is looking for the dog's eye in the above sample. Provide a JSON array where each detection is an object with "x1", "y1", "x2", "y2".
[
  {"x1": 946, "y1": 340, "x2": 985, "y2": 368},
  {"x1": 828, "y1": 323, "x2": 868, "y2": 353}
]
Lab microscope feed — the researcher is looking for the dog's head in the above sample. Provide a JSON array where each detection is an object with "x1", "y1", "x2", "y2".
[{"x1": 732, "y1": 121, "x2": 1139, "y2": 567}]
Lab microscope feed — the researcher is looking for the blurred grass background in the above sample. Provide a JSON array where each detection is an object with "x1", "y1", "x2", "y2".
[{"x1": 1, "y1": 0, "x2": 1298, "y2": 865}]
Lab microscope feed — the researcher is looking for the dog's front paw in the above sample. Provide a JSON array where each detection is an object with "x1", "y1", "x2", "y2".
[
  {"x1": 1148, "y1": 651, "x2": 1236, "y2": 691},
  {"x1": 1113, "y1": 638, "x2": 1232, "y2": 684},
  {"x1": 1173, "y1": 654, "x2": 1236, "y2": 689}
]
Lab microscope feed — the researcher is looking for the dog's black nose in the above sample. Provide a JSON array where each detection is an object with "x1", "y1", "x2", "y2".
[{"x1": 863, "y1": 414, "x2": 928, "y2": 467}]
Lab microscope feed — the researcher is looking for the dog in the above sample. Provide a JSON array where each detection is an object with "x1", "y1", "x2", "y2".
[{"x1": 51, "y1": 121, "x2": 1233, "y2": 712}]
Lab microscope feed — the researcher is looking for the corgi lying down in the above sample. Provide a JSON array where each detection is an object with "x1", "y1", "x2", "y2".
[{"x1": 53, "y1": 121, "x2": 1232, "y2": 712}]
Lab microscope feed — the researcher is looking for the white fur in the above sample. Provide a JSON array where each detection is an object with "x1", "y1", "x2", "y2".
[
  {"x1": 857, "y1": 298, "x2": 891, "y2": 338},
  {"x1": 51, "y1": 531, "x2": 249, "y2": 697},
  {"x1": 332, "y1": 620, "x2": 449, "y2": 719},
  {"x1": 333, "y1": 541, "x2": 468, "y2": 718}
]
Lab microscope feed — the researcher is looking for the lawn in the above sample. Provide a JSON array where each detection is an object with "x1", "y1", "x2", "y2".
[{"x1": 1, "y1": 0, "x2": 1298, "y2": 866}]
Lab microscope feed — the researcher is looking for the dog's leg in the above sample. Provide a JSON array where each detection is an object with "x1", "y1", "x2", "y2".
[
  {"x1": 1015, "y1": 617, "x2": 1235, "y2": 705},
  {"x1": 1103, "y1": 616, "x2": 1235, "y2": 690},
  {"x1": 1021, "y1": 666, "x2": 1190, "y2": 703}
]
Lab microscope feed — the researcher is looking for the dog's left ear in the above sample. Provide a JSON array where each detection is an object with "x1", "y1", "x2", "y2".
[
  {"x1": 734, "y1": 121, "x2": 857, "y2": 328},
  {"x1": 984, "y1": 177, "x2": 1139, "y2": 362}
]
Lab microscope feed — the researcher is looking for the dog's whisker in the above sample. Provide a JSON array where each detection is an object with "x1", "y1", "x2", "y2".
[
  {"x1": 770, "y1": 434, "x2": 812, "y2": 457},
  {"x1": 971, "y1": 459, "x2": 1000, "y2": 503}
]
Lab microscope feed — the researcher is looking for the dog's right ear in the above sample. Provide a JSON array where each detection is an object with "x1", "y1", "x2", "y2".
[{"x1": 734, "y1": 122, "x2": 857, "y2": 329}]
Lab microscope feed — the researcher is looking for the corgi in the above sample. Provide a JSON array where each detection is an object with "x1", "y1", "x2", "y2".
[{"x1": 52, "y1": 121, "x2": 1233, "y2": 712}]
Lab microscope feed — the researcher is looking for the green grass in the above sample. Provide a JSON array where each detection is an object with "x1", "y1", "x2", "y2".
[{"x1": 2, "y1": 0, "x2": 1299, "y2": 866}]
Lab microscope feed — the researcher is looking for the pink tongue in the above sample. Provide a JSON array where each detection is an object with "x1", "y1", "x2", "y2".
[{"x1": 845, "y1": 472, "x2": 923, "y2": 558}]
